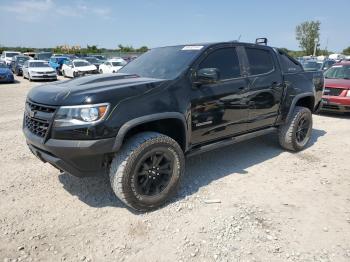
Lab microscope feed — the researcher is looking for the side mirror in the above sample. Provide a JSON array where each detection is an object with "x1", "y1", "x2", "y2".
[{"x1": 194, "y1": 68, "x2": 220, "y2": 85}]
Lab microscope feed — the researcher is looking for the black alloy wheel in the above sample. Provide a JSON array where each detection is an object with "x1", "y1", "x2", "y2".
[
  {"x1": 296, "y1": 116, "x2": 310, "y2": 143},
  {"x1": 134, "y1": 150, "x2": 174, "y2": 196}
]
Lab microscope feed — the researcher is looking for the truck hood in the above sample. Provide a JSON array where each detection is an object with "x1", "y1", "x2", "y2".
[
  {"x1": 325, "y1": 78, "x2": 350, "y2": 89},
  {"x1": 27, "y1": 73, "x2": 168, "y2": 106}
]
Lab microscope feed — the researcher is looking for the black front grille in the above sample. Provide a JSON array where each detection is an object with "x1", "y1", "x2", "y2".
[
  {"x1": 324, "y1": 87, "x2": 344, "y2": 96},
  {"x1": 27, "y1": 101, "x2": 56, "y2": 113},
  {"x1": 24, "y1": 101, "x2": 57, "y2": 138},
  {"x1": 24, "y1": 115, "x2": 49, "y2": 137}
]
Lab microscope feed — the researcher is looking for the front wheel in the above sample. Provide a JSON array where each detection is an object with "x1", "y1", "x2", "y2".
[
  {"x1": 278, "y1": 106, "x2": 313, "y2": 151},
  {"x1": 109, "y1": 132, "x2": 185, "y2": 212}
]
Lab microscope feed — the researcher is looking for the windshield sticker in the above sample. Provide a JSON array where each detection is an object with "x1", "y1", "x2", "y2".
[{"x1": 182, "y1": 46, "x2": 204, "y2": 51}]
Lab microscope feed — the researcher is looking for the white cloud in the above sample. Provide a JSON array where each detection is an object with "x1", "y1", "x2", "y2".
[{"x1": 1, "y1": 0, "x2": 112, "y2": 22}]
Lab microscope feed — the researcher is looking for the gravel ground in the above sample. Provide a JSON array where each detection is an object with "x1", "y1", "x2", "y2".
[{"x1": 0, "y1": 75, "x2": 350, "y2": 262}]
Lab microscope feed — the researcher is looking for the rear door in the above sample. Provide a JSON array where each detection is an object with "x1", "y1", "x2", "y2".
[
  {"x1": 190, "y1": 45, "x2": 249, "y2": 145},
  {"x1": 243, "y1": 47, "x2": 284, "y2": 130}
]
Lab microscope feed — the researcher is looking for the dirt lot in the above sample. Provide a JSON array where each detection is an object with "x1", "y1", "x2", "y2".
[{"x1": 0, "y1": 75, "x2": 350, "y2": 262}]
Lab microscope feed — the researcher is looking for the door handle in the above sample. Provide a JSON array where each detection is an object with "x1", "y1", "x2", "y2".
[{"x1": 238, "y1": 86, "x2": 246, "y2": 90}]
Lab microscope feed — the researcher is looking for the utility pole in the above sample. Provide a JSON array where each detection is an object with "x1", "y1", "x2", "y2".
[{"x1": 313, "y1": 38, "x2": 319, "y2": 57}]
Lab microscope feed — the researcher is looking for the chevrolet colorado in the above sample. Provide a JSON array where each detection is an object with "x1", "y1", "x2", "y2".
[{"x1": 23, "y1": 41, "x2": 324, "y2": 211}]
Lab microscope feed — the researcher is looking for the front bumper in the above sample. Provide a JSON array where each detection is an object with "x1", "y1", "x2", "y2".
[
  {"x1": 31, "y1": 73, "x2": 57, "y2": 80},
  {"x1": 320, "y1": 96, "x2": 350, "y2": 113},
  {"x1": 23, "y1": 127, "x2": 116, "y2": 177},
  {"x1": 0, "y1": 74, "x2": 14, "y2": 83}
]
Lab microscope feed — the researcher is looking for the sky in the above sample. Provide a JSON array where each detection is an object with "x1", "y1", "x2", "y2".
[{"x1": 0, "y1": 0, "x2": 349, "y2": 52}]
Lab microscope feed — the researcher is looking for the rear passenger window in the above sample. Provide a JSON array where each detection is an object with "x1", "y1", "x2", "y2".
[
  {"x1": 246, "y1": 48, "x2": 274, "y2": 75},
  {"x1": 199, "y1": 48, "x2": 241, "y2": 80},
  {"x1": 278, "y1": 51, "x2": 303, "y2": 73}
]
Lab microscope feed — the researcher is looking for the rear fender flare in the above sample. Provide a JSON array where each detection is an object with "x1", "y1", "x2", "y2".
[{"x1": 286, "y1": 92, "x2": 315, "y2": 122}]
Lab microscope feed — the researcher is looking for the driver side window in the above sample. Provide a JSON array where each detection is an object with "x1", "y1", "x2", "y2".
[{"x1": 199, "y1": 48, "x2": 241, "y2": 80}]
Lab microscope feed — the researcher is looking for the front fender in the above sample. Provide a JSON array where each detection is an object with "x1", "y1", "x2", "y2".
[{"x1": 112, "y1": 112, "x2": 188, "y2": 152}]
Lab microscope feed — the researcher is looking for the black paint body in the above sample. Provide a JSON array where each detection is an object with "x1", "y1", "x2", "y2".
[{"x1": 23, "y1": 42, "x2": 323, "y2": 177}]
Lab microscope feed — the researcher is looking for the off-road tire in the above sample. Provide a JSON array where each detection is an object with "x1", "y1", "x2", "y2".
[
  {"x1": 109, "y1": 132, "x2": 185, "y2": 212},
  {"x1": 278, "y1": 106, "x2": 313, "y2": 151}
]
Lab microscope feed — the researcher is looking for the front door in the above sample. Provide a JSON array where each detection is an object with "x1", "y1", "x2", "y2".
[{"x1": 191, "y1": 46, "x2": 249, "y2": 145}]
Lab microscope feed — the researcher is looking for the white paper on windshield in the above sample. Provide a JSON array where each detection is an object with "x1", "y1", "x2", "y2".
[{"x1": 182, "y1": 46, "x2": 204, "y2": 51}]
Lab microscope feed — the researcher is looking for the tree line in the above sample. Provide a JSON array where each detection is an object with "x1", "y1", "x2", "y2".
[{"x1": 0, "y1": 44, "x2": 149, "y2": 55}]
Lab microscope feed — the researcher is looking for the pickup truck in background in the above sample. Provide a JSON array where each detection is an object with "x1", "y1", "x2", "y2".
[{"x1": 23, "y1": 40, "x2": 324, "y2": 211}]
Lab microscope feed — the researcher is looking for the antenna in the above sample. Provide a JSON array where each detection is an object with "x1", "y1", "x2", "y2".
[{"x1": 237, "y1": 35, "x2": 242, "y2": 41}]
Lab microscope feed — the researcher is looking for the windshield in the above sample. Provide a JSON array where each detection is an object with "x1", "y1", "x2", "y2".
[
  {"x1": 302, "y1": 61, "x2": 323, "y2": 71},
  {"x1": 17, "y1": 57, "x2": 30, "y2": 64},
  {"x1": 112, "y1": 61, "x2": 126, "y2": 66},
  {"x1": 6, "y1": 52, "x2": 19, "y2": 58},
  {"x1": 37, "y1": 53, "x2": 52, "y2": 60},
  {"x1": 86, "y1": 58, "x2": 101, "y2": 64},
  {"x1": 29, "y1": 61, "x2": 49, "y2": 67},
  {"x1": 324, "y1": 65, "x2": 350, "y2": 79},
  {"x1": 74, "y1": 61, "x2": 91, "y2": 67},
  {"x1": 119, "y1": 45, "x2": 202, "y2": 79}
]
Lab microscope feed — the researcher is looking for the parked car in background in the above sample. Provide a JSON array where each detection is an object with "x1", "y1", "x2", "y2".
[
  {"x1": 321, "y1": 62, "x2": 350, "y2": 114},
  {"x1": 0, "y1": 51, "x2": 21, "y2": 66},
  {"x1": 23, "y1": 52, "x2": 36, "y2": 58},
  {"x1": 98, "y1": 58, "x2": 127, "y2": 73},
  {"x1": 321, "y1": 59, "x2": 336, "y2": 71},
  {"x1": 34, "y1": 52, "x2": 52, "y2": 61},
  {"x1": 22, "y1": 60, "x2": 57, "y2": 81},
  {"x1": 10, "y1": 55, "x2": 31, "y2": 76},
  {"x1": 61, "y1": 59, "x2": 98, "y2": 78},
  {"x1": 302, "y1": 60, "x2": 323, "y2": 71},
  {"x1": 0, "y1": 62, "x2": 14, "y2": 83},
  {"x1": 90, "y1": 54, "x2": 106, "y2": 62},
  {"x1": 84, "y1": 57, "x2": 103, "y2": 70},
  {"x1": 49, "y1": 56, "x2": 70, "y2": 75}
]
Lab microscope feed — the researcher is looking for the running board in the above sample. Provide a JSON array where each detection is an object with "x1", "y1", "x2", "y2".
[{"x1": 187, "y1": 127, "x2": 277, "y2": 157}]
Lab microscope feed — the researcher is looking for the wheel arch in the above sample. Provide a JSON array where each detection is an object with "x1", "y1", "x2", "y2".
[
  {"x1": 286, "y1": 93, "x2": 315, "y2": 122},
  {"x1": 113, "y1": 112, "x2": 188, "y2": 152}
]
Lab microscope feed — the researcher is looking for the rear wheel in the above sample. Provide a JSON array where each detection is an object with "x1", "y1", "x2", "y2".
[
  {"x1": 109, "y1": 132, "x2": 185, "y2": 212},
  {"x1": 278, "y1": 106, "x2": 313, "y2": 151}
]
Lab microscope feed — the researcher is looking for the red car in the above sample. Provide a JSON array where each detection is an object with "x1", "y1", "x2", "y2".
[{"x1": 321, "y1": 61, "x2": 350, "y2": 113}]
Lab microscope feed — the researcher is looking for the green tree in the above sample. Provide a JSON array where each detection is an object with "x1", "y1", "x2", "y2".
[
  {"x1": 295, "y1": 20, "x2": 321, "y2": 55},
  {"x1": 136, "y1": 46, "x2": 149, "y2": 52},
  {"x1": 343, "y1": 46, "x2": 350, "y2": 55}
]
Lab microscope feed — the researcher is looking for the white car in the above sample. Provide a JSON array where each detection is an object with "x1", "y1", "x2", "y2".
[
  {"x1": 61, "y1": 59, "x2": 98, "y2": 78},
  {"x1": 98, "y1": 58, "x2": 127, "y2": 74},
  {"x1": 1, "y1": 51, "x2": 21, "y2": 65},
  {"x1": 22, "y1": 60, "x2": 57, "y2": 81}
]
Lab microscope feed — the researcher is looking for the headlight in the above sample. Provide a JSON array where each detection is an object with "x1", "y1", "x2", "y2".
[
  {"x1": 54, "y1": 103, "x2": 110, "y2": 127},
  {"x1": 347, "y1": 90, "x2": 350, "y2": 97},
  {"x1": 29, "y1": 70, "x2": 38, "y2": 74}
]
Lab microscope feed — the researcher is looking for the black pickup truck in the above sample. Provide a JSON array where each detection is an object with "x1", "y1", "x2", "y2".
[{"x1": 23, "y1": 41, "x2": 324, "y2": 211}]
